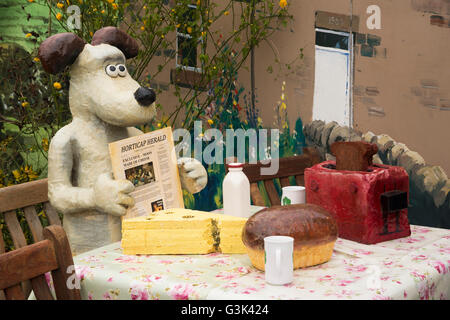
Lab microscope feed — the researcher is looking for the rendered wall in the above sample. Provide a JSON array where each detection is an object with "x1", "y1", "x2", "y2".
[{"x1": 248, "y1": 0, "x2": 450, "y2": 174}]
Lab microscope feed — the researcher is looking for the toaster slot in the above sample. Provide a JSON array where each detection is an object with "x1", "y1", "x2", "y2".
[{"x1": 380, "y1": 190, "x2": 408, "y2": 235}]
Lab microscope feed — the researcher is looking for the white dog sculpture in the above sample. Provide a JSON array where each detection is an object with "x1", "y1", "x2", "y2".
[{"x1": 38, "y1": 27, "x2": 207, "y2": 255}]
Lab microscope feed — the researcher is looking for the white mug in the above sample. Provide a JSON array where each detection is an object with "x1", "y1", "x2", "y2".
[
  {"x1": 264, "y1": 236, "x2": 294, "y2": 285},
  {"x1": 281, "y1": 186, "x2": 306, "y2": 205}
]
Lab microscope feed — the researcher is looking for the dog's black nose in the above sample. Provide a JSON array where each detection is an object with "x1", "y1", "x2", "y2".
[{"x1": 134, "y1": 87, "x2": 156, "y2": 106}]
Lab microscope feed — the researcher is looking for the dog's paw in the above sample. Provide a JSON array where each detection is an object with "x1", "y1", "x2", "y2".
[
  {"x1": 93, "y1": 173, "x2": 135, "y2": 216},
  {"x1": 177, "y1": 157, "x2": 208, "y2": 194}
]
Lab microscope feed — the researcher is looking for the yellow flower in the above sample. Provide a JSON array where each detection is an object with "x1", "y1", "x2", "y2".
[
  {"x1": 281, "y1": 102, "x2": 287, "y2": 110},
  {"x1": 57, "y1": 3, "x2": 64, "y2": 9},
  {"x1": 197, "y1": 0, "x2": 201, "y2": 6},
  {"x1": 107, "y1": 0, "x2": 114, "y2": 3},
  {"x1": 140, "y1": 26, "x2": 145, "y2": 31},
  {"x1": 224, "y1": 11, "x2": 229, "y2": 16},
  {"x1": 112, "y1": 3, "x2": 118, "y2": 10},
  {"x1": 244, "y1": 120, "x2": 248, "y2": 125},
  {"x1": 157, "y1": 123, "x2": 162, "y2": 128},
  {"x1": 201, "y1": 31, "x2": 206, "y2": 37},
  {"x1": 257, "y1": 117, "x2": 262, "y2": 124},
  {"x1": 53, "y1": 82, "x2": 62, "y2": 90},
  {"x1": 56, "y1": 13, "x2": 63, "y2": 20},
  {"x1": 207, "y1": 119, "x2": 213, "y2": 125},
  {"x1": 21, "y1": 102, "x2": 29, "y2": 108},
  {"x1": 33, "y1": 57, "x2": 40, "y2": 62},
  {"x1": 228, "y1": 124, "x2": 233, "y2": 129},
  {"x1": 89, "y1": 31, "x2": 93, "y2": 36},
  {"x1": 12, "y1": 170, "x2": 21, "y2": 180},
  {"x1": 198, "y1": 132, "x2": 204, "y2": 137},
  {"x1": 161, "y1": 34, "x2": 165, "y2": 39},
  {"x1": 23, "y1": 165, "x2": 38, "y2": 181},
  {"x1": 28, "y1": 0, "x2": 34, "y2": 2},
  {"x1": 279, "y1": 0, "x2": 287, "y2": 8},
  {"x1": 41, "y1": 138, "x2": 49, "y2": 152},
  {"x1": 25, "y1": 33, "x2": 32, "y2": 38},
  {"x1": 101, "y1": 9, "x2": 105, "y2": 14},
  {"x1": 186, "y1": 26, "x2": 192, "y2": 34},
  {"x1": 176, "y1": 24, "x2": 181, "y2": 28}
]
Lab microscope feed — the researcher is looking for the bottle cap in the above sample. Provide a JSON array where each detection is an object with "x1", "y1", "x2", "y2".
[{"x1": 227, "y1": 162, "x2": 244, "y2": 168}]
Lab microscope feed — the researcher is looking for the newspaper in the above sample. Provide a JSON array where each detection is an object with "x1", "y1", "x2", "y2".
[{"x1": 108, "y1": 127, "x2": 184, "y2": 220}]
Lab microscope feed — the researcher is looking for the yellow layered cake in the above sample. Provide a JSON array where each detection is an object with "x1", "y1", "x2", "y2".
[{"x1": 121, "y1": 208, "x2": 247, "y2": 255}]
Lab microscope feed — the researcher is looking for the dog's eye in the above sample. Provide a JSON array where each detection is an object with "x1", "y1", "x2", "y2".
[
  {"x1": 117, "y1": 64, "x2": 127, "y2": 77},
  {"x1": 105, "y1": 65, "x2": 118, "y2": 77}
]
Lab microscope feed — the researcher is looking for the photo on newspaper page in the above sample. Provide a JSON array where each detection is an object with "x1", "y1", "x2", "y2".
[{"x1": 108, "y1": 126, "x2": 184, "y2": 220}]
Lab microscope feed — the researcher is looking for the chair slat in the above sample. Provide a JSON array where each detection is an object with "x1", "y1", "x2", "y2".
[
  {"x1": 24, "y1": 206, "x2": 44, "y2": 243},
  {"x1": 0, "y1": 229, "x2": 5, "y2": 253},
  {"x1": 0, "y1": 239, "x2": 57, "y2": 290},
  {"x1": 44, "y1": 226, "x2": 81, "y2": 300},
  {"x1": 4, "y1": 284, "x2": 25, "y2": 300},
  {"x1": 250, "y1": 183, "x2": 265, "y2": 207},
  {"x1": 263, "y1": 180, "x2": 280, "y2": 206},
  {"x1": 44, "y1": 203, "x2": 62, "y2": 226},
  {"x1": 295, "y1": 174, "x2": 305, "y2": 186},
  {"x1": 0, "y1": 229, "x2": 4, "y2": 300},
  {"x1": 280, "y1": 177, "x2": 291, "y2": 188},
  {"x1": 0, "y1": 178, "x2": 48, "y2": 213},
  {"x1": 30, "y1": 274, "x2": 54, "y2": 300},
  {"x1": 3, "y1": 210, "x2": 27, "y2": 249},
  {"x1": 303, "y1": 147, "x2": 322, "y2": 166},
  {"x1": 243, "y1": 152, "x2": 317, "y2": 183},
  {"x1": 0, "y1": 230, "x2": 6, "y2": 299}
]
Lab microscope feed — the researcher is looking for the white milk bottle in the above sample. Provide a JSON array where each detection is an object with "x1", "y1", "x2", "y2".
[{"x1": 223, "y1": 163, "x2": 251, "y2": 218}]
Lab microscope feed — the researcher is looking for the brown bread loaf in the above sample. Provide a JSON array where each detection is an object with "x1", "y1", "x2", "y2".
[{"x1": 242, "y1": 204, "x2": 338, "y2": 270}]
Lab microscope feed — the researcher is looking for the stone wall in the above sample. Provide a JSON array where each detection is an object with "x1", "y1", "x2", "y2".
[{"x1": 303, "y1": 120, "x2": 450, "y2": 228}]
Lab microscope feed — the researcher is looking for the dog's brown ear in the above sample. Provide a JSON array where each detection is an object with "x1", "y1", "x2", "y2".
[
  {"x1": 38, "y1": 33, "x2": 85, "y2": 74},
  {"x1": 91, "y1": 26, "x2": 139, "y2": 59}
]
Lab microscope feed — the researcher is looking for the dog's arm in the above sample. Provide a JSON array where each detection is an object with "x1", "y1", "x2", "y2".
[
  {"x1": 127, "y1": 127, "x2": 143, "y2": 137},
  {"x1": 47, "y1": 127, "x2": 96, "y2": 214},
  {"x1": 48, "y1": 127, "x2": 135, "y2": 216}
]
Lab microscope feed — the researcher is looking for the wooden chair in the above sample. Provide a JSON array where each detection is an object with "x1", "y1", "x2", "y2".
[
  {"x1": 240, "y1": 147, "x2": 321, "y2": 207},
  {"x1": 0, "y1": 225, "x2": 80, "y2": 300},
  {"x1": 0, "y1": 178, "x2": 62, "y2": 299}
]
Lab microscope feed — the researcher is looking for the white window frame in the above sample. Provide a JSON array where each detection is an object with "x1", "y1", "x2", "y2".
[
  {"x1": 315, "y1": 27, "x2": 354, "y2": 127},
  {"x1": 176, "y1": 4, "x2": 203, "y2": 73}
]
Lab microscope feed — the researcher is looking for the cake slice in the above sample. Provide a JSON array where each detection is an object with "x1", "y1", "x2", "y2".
[{"x1": 121, "y1": 208, "x2": 247, "y2": 255}]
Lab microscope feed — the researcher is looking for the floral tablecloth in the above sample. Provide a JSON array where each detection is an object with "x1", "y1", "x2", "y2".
[{"x1": 69, "y1": 217, "x2": 450, "y2": 300}]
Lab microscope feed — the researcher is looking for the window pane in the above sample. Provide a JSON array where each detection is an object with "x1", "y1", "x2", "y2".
[
  {"x1": 178, "y1": 36, "x2": 197, "y2": 68},
  {"x1": 315, "y1": 31, "x2": 349, "y2": 50},
  {"x1": 178, "y1": 6, "x2": 196, "y2": 34}
]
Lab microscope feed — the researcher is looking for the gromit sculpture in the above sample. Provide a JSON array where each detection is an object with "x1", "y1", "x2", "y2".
[{"x1": 38, "y1": 27, "x2": 207, "y2": 255}]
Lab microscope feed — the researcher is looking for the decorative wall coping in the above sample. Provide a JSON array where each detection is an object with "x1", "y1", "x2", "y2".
[{"x1": 303, "y1": 120, "x2": 449, "y2": 209}]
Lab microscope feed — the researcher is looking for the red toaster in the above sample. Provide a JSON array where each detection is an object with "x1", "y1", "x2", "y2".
[{"x1": 304, "y1": 161, "x2": 411, "y2": 244}]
